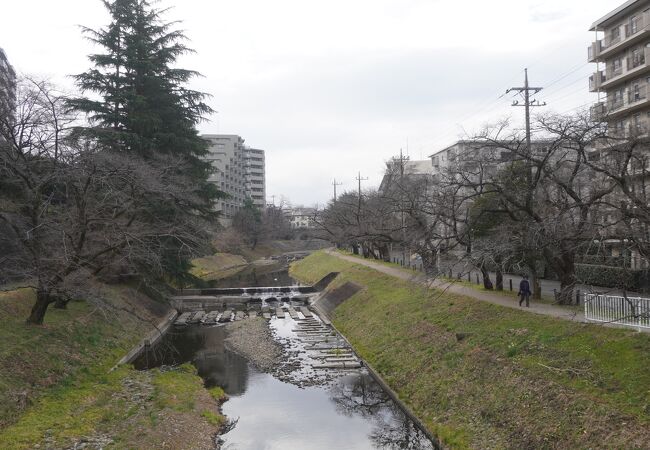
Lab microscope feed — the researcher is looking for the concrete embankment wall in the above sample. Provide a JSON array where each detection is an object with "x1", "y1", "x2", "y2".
[{"x1": 312, "y1": 280, "x2": 362, "y2": 318}]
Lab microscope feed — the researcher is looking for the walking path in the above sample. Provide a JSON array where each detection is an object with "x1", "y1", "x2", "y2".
[{"x1": 326, "y1": 250, "x2": 648, "y2": 332}]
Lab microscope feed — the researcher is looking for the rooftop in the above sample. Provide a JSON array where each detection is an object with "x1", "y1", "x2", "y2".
[{"x1": 589, "y1": 0, "x2": 648, "y2": 31}]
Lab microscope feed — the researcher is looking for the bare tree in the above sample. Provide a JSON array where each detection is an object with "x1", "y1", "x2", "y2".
[
  {"x1": 450, "y1": 114, "x2": 616, "y2": 303},
  {"x1": 0, "y1": 78, "x2": 213, "y2": 324}
]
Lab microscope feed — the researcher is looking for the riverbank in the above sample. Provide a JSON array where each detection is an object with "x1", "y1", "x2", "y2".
[
  {"x1": 290, "y1": 251, "x2": 650, "y2": 449},
  {"x1": 0, "y1": 285, "x2": 226, "y2": 449}
]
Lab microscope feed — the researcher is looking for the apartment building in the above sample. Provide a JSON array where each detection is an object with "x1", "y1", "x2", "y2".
[
  {"x1": 588, "y1": 0, "x2": 650, "y2": 136},
  {"x1": 378, "y1": 157, "x2": 433, "y2": 194},
  {"x1": 244, "y1": 147, "x2": 266, "y2": 209},
  {"x1": 0, "y1": 48, "x2": 16, "y2": 123},
  {"x1": 202, "y1": 134, "x2": 266, "y2": 224},
  {"x1": 429, "y1": 140, "x2": 554, "y2": 179}
]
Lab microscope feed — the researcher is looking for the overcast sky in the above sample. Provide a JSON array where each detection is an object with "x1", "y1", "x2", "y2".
[{"x1": 1, "y1": 0, "x2": 617, "y2": 206}]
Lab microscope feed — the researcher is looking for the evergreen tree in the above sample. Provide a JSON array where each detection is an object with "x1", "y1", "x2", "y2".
[{"x1": 69, "y1": 0, "x2": 222, "y2": 284}]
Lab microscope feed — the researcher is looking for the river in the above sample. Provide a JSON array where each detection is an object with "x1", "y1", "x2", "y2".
[{"x1": 135, "y1": 268, "x2": 438, "y2": 449}]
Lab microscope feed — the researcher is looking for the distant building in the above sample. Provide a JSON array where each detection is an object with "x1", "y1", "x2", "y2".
[
  {"x1": 202, "y1": 134, "x2": 266, "y2": 225},
  {"x1": 0, "y1": 47, "x2": 16, "y2": 124},
  {"x1": 284, "y1": 207, "x2": 318, "y2": 229},
  {"x1": 588, "y1": 0, "x2": 650, "y2": 137},
  {"x1": 378, "y1": 157, "x2": 433, "y2": 194},
  {"x1": 244, "y1": 147, "x2": 266, "y2": 209}
]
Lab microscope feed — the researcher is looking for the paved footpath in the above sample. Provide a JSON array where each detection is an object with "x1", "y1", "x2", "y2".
[{"x1": 326, "y1": 250, "x2": 648, "y2": 332}]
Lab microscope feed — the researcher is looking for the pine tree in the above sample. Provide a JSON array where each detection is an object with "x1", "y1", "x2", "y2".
[{"x1": 69, "y1": 0, "x2": 222, "y2": 284}]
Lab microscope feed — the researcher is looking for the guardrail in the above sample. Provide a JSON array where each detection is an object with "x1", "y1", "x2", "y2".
[{"x1": 584, "y1": 294, "x2": 650, "y2": 331}]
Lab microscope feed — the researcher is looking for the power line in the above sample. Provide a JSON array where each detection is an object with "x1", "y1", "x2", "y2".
[{"x1": 507, "y1": 68, "x2": 547, "y2": 153}]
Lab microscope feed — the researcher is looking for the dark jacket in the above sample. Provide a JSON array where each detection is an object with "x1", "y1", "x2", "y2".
[{"x1": 519, "y1": 279, "x2": 531, "y2": 295}]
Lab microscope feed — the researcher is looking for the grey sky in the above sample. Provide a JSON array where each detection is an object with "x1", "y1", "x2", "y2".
[{"x1": 1, "y1": 0, "x2": 616, "y2": 206}]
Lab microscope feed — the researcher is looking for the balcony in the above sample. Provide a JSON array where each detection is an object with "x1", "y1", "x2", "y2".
[
  {"x1": 587, "y1": 11, "x2": 650, "y2": 62},
  {"x1": 628, "y1": 84, "x2": 648, "y2": 105},
  {"x1": 601, "y1": 47, "x2": 650, "y2": 89},
  {"x1": 590, "y1": 102, "x2": 607, "y2": 121},
  {"x1": 588, "y1": 41, "x2": 603, "y2": 63},
  {"x1": 589, "y1": 70, "x2": 606, "y2": 92},
  {"x1": 597, "y1": 84, "x2": 650, "y2": 120}
]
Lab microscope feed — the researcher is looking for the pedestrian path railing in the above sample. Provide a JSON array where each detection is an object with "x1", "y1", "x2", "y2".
[{"x1": 584, "y1": 294, "x2": 650, "y2": 330}]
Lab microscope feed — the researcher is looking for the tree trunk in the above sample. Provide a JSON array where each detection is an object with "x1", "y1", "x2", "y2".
[
  {"x1": 495, "y1": 267, "x2": 503, "y2": 291},
  {"x1": 557, "y1": 272, "x2": 577, "y2": 305},
  {"x1": 26, "y1": 290, "x2": 52, "y2": 325},
  {"x1": 531, "y1": 271, "x2": 542, "y2": 300},
  {"x1": 481, "y1": 267, "x2": 493, "y2": 290},
  {"x1": 53, "y1": 297, "x2": 68, "y2": 309}
]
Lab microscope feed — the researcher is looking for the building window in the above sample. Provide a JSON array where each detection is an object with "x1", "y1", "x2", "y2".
[{"x1": 630, "y1": 15, "x2": 639, "y2": 35}]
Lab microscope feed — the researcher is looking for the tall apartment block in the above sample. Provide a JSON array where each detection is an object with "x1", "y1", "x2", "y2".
[
  {"x1": 589, "y1": 0, "x2": 650, "y2": 136},
  {"x1": 0, "y1": 48, "x2": 16, "y2": 123},
  {"x1": 244, "y1": 147, "x2": 266, "y2": 208},
  {"x1": 202, "y1": 134, "x2": 266, "y2": 224}
]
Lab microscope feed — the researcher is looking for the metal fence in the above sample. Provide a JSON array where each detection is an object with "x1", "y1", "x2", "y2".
[{"x1": 584, "y1": 294, "x2": 650, "y2": 330}]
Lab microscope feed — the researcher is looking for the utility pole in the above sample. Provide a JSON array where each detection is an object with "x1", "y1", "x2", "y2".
[
  {"x1": 506, "y1": 68, "x2": 546, "y2": 154},
  {"x1": 332, "y1": 178, "x2": 343, "y2": 201},
  {"x1": 270, "y1": 194, "x2": 276, "y2": 207},
  {"x1": 398, "y1": 149, "x2": 407, "y2": 266},
  {"x1": 507, "y1": 69, "x2": 546, "y2": 300},
  {"x1": 355, "y1": 171, "x2": 368, "y2": 215}
]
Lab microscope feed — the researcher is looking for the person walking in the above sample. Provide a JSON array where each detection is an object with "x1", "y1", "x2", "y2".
[{"x1": 518, "y1": 275, "x2": 531, "y2": 307}]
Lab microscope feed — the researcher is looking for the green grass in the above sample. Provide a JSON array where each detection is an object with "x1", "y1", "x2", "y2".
[
  {"x1": 291, "y1": 251, "x2": 650, "y2": 449},
  {"x1": 190, "y1": 253, "x2": 249, "y2": 281},
  {"x1": 152, "y1": 363, "x2": 203, "y2": 412},
  {"x1": 208, "y1": 386, "x2": 227, "y2": 402},
  {"x1": 201, "y1": 410, "x2": 226, "y2": 427},
  {"x1": 0, "y1": 288, "x2": 150, "y2": 430},
  {"x1": 0, "y1": 285, "x2": 228, "y2": 449}
]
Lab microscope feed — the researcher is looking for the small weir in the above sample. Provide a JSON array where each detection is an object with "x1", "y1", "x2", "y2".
[{"x1": 135, "y1": 270, "x2": 439, "y2": 449}]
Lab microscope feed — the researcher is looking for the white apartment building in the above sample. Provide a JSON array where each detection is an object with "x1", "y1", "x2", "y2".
[
  {"x1": 588, "y1": 0, "x2": 650, "y2": 136},
  {"x1": 202, "y1": 134, "x2": 266, "y2": 224},
  {"x1": 244, "y1": 147, "x2": 266, "y2": 208}
]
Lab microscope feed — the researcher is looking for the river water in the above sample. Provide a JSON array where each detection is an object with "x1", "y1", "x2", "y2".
[{"x1": 135, "y1": 269, "x2": 438, "y2": 449}]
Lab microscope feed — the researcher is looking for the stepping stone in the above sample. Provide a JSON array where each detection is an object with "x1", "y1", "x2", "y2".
[
  {"x1": 235, "y1": 311, "x2": 246, "y2": 321},
  {"x1": 248, "y1": 311, "x2": 258, "y2": 318},
  {"x1": 299, "y1": 307, "x2": 313, "y2": 318},
  {"x1": 312, "y1": 362, "x2": 362, "y2": 369},
  {"x1": 310, "y1": 352, "x2": 354, "y2": 360},
  {"x1": 287, "y1": 308, "x2": 300, "y2": 320},
  {"x1": 276, "y1": 308, "x2": 285, "y2": 319},
  {"x1": 189, "y1": 311, "x2": 205, "y2": 323},
  {"x1": 263, "y1": 312, "x2": 272, "y2": 320},
  {"x1": 323, "y1": 357, "x2": 359, "y2": 363},
  {"x1": 175, "y1": 312, "x2": 192, "y2": 326},
  {"x1": 203, "y1": 311, "x2": 220, "y2": 324},
  {"x1": 219, "y1": 310, "x2": 232, "y2": 322}
]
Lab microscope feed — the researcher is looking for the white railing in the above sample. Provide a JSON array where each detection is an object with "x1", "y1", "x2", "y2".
[{"x1": 584, "y1": 294, "x2": 650, "y2": 330}]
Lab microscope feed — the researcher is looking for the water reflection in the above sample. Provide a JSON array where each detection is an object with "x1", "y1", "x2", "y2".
[
  {"x1": 133, "y1": 325, "x2": 249, "y2": 395},
  {"x1": 332, "y1": 374, "x2": 437, "y2": 449},
  {"x1": 136, "y1": 325, "x2": 437, "y2": 449}
]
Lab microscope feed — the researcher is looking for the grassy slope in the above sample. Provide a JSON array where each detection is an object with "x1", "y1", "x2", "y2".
[
  {"x1": 0, "y1": 286, "x2": 225, "y2": 449},
  {"x1": 291, "y1": 252, "x2": 650, "y2": 449},
  {"x1": 190, "y1": 253, "x2": 249, "y2": 281},
  {"x1": 339, "y1": 250, "x2": 571, "y2": 307}
]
